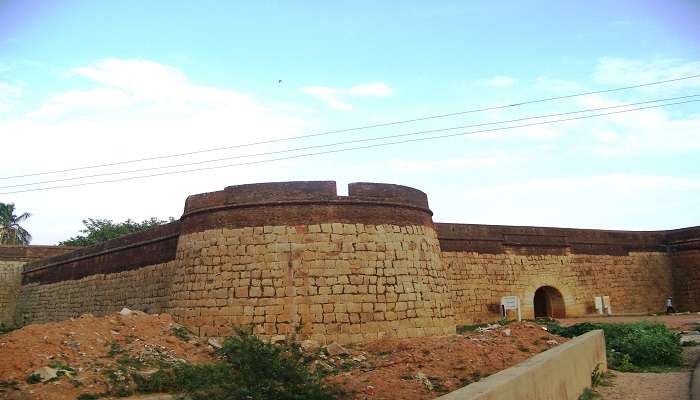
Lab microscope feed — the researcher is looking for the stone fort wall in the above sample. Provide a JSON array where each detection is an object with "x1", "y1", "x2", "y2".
[
  {"x1": 437, "y1": 224, "x2": 680, "y2": 324},
  {"x1": 6, "y1": 181, "x2": 700, "y2": 343},
  {"x1": 0, "y1": 245, "x2": 79, "y2": 326}
]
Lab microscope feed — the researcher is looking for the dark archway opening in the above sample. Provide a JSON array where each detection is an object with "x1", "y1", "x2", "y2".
[{"x1": 533, "y1": 286, "x2": 566, "y2": 318}]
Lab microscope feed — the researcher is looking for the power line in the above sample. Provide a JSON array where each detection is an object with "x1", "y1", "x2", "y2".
[
  {"x1": 2, "y1": 73, "x2": 699, "y2": 181},
  {"x1": 2, "y1": 93, "x2": 698, "y2": 189},
  {"x1": 2, "y1": 98, "x2": 697, "y2": 195}
]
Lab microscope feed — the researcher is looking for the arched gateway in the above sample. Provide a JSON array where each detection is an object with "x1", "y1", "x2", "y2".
[{"x1": 533, "y1": 286, "x2": 566, "y2": 318}]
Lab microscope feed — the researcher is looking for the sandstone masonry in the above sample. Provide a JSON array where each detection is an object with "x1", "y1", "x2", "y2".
[{"x1": 4, "y1": 181, "x2": 700, "y2": 344}]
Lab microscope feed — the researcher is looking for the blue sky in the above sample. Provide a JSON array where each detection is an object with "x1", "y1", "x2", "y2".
[{"x1": 1, "y1": 0, "x2": 699, "y2": 244}]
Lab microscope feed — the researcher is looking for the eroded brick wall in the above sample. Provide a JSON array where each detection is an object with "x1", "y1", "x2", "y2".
[{"x1": 170, "y1": 223, "x2": 454, "y2": 344}]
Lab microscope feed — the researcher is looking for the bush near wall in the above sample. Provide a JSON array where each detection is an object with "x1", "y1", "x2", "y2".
[
  {"x1": 134, "y1": 327, "x2": 341, "y2": 400},
  {"x1": 545, "y1": 321, "x2": 682, "y2": 371}
]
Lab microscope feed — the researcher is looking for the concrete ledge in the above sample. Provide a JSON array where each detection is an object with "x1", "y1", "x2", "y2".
[{"x1": 436, "y1": 330, "x2": 607, "y2": 400}]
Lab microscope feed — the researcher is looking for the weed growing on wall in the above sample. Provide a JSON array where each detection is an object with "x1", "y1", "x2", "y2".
[{"x1": 544, "y1": 321, "x2": 682, "y2": 371}]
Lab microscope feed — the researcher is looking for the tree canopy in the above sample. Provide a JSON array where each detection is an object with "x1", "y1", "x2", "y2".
[
  {"x1": 0, "y1": 202, "x2": 32, "y2": 245},
  {"x1": 59, "y1": 217, "x2": 175, "y2": 246}
]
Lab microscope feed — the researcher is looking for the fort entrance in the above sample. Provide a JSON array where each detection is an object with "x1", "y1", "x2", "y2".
[{"x1": 533, "y1": 286, "x2": 566, "y2": 318}]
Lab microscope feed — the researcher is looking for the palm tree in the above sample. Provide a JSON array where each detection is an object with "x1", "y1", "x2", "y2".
[{"x1": 0, "y1": 202, "x2": 32, "y2": 245}]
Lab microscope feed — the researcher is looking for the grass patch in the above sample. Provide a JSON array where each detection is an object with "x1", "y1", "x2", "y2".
[
  {"x1": 517, "y1": 345, "x2": 530, "y2": 353},
  {"x1": 76, "y1": 394, "x2": 102, "y2": 400},
  {"x1": 107, "y1": 341, "x2": 124, "y2": 357},
  {"x1": 544, "y1": 321, "x2": 682, "y2": 372},
  {"x1": 171, "y1": 326, "x2": 191, "y2": 341},
  {"x1": 578, "y1": 388, "x2": 601, "y2": 400},
  {"x1": 116, "y1": 356, "x2": 145, "y2": 369},
  {"x1": 340, "y1": 362, "x2": 354, "y2": 372}
]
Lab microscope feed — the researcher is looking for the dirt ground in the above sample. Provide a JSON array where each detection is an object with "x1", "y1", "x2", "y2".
[
  {"x1": 328, "y1": 322, "x2": 565, "y2": 399},
  {"x1": 595, "y1": 370, "x2": 690, "y2": 400},
  {"x1": 0, "y1": 313, "x2": 565, "y2": 400},
  {"x1": 0, "y1": 312, "x2": 215, "y2": 400}
]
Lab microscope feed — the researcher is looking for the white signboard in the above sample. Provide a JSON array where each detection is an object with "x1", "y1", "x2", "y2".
[
  {"x1": 602, "y1": 296, "x2": 612, "y2": 315},
  {"x1": 500, "y1": 296, "x2": 521, "y2": 321},
  {"x1": 594, "y1": 296, "x2": 603, "y2": 315},
  {"x1": 502, "y1": 296, "x2": 519, "y2": 310}
]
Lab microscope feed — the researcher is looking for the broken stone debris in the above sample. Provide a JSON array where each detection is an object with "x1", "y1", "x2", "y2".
[
  {"x1": 414, "y1": 371, "x2": 433, "y2": 391},
  {"x1": 300, "y1": 339, "x2": 320, "y2": 352},
  {"x1": 324, "y1": 342, "x2": 350, "y2": 356},
  {"x1": 31, "y1": 367, "x2": 58, "y2": 382},
  {"x1": 207, "y1": 337, "x2": 223, "y2": 349},
  {"x1": 269, "y1": 335, "x2": 286, "y2": 344}
]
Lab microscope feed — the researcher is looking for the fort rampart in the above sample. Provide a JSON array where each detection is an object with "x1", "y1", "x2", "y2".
[
  {"x1": 0, "y1": 245, "x2": 79, "y2": 325},
  {"x1": 3, "y1": 181, "x2": 699, "y2": 344}
]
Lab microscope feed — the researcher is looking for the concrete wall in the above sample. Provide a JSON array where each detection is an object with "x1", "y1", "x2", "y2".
[
  {"x1": 0, "y1": 245, "x2": 79, "y2": 325},
  {"x1": 436, "y1": 330, "x2": 607, "y2": 400}
]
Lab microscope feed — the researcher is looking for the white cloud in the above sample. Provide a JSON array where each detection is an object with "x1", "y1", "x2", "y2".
[
  {"x1": 570, "y1": 92, "x2": 700, "y2": 155},
  {"x1": 594, "y1": 57, "x2": 700, "y2": 90},
  {"x1": 0, "y1": 58, "x2": 312, "y2": 244},
  {"x1": 0, "y1": 81, "x2": 22, "y2": 113},
  {"x1": 302, "y1": 82, "x2": 393, "y2": 111},
  {"x1": 482, "y1": 76, "x2": 516, "y2": 88}
]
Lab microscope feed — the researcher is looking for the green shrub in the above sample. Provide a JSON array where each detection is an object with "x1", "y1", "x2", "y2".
[
  {"x1": 170, "y1": 326, "x2": 191, "y2": 341},
  {"x1": 578, "y1": 388, "x2": 601, "y2": 400},
  {"x1": 546, "y1": 321, "x2": 682, "y2": 371},
  {"x1": 0, "y1": 323, "x2": 17, "y2": 335},
  {"x1": 136, "y1": 326, "x2": 340, "y2": 400}
]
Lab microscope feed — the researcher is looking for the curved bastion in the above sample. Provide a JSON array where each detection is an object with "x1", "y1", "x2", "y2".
[{"x1": 171, "y1": 181, "x2": 455, "y2": 343}]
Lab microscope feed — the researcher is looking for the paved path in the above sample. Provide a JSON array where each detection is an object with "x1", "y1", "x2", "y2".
[{"x1": 692, "y1": 356, "x2": 700, "y2": 400}]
